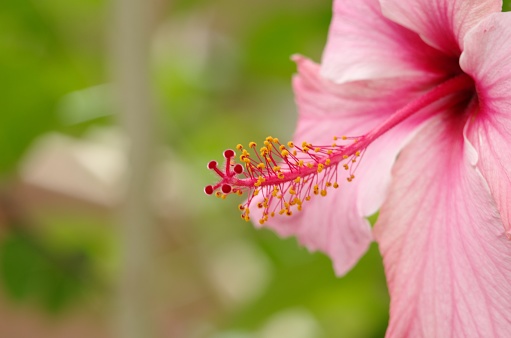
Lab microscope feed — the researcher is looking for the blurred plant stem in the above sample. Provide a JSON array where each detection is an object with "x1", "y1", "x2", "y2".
[{"x1": 111, "y1": 0, "x2": 158, "y2": 337}]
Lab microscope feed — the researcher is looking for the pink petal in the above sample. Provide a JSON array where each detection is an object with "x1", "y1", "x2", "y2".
[
  {"x1": 374, "y1": 115, "x2": 511, "y2": 337},
  {"x1": 380, "y1": 0, "x2": 501, "y2": 55},
  {"x1": 251, "y1": 57, "x2": 423, "y2": 276},
  {"x1": 461, "y1": 12, "x2": 511, "y2": 237},
  {"x1": 321, "y1": 0, "x2": 454, "y2": 83}
]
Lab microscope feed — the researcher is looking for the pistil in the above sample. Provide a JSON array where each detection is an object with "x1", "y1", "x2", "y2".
[{"x1": 205, "y1": 74, "x2": 474, "y2": 223}]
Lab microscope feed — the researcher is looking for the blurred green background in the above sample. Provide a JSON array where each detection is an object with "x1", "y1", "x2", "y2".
[{"x1": 1, "y1": 0, "x2": 508, "y2": 337}]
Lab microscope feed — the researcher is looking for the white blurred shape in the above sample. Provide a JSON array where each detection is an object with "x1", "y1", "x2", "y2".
[
  {"x1": 207, "y1": 240, "x2": 271, "y2": 306},
  {"x1": 20, "y1": 130, "x2": 125, "y2": 206},
  {"x1": 258, "y1": 308, "x2": 322, "y2": 338},
  {"x1": 20, "y1": 127, "x2": 209, "y2": 218},
  {"x1": 209, "y1": 331, "x2": 255, "y2": 338}
]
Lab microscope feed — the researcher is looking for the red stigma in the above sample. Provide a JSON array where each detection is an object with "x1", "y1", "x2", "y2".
[
  {"x1": 233, "y1": 164, "x2": 243, "y2": 174},
  {"x1": 222, "y1": 184, "x2": 232, "y2": 194},
  {"x1": 223, "y1": 149, "x2": 235, "y2": 158},
  {"x1": 204, "y1": 185, "x2": 214, "y2": 195}
]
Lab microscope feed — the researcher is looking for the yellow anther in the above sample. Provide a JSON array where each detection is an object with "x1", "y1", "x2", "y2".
[
  {"x1": 298, "y1": 160, "x2": 304, "y2": 167},
  {"x1": 243, "y1": 157, "x2": 251, "y2": 164},
  {"x1": 273, "y1": 166, "x2": 281, "y2": 171},
  {"x1": 286, "y1": 210, "x2": 292, "y2": 216},
  {"x1": 287, "y1": 141, "x2": 294, "y2": 148},
  {"x1": 273, "y1": 138, "x2": 279, "y2": 143},
  {"x1": 303, "y1": 146, "x2": 310, "y2": 152},
  {"x1": 333, "y1": 183, "x2": 339, "y2": 188},
  {"x1": 333, "y1": 136, "x2": 338, "y2": 141},
  {"x1": 259, "y1": 219, "x2": 265, "y2": 225},
  {"x1": 352, "y1": 159, "x2": 357, "y2": 163},
  {"x1": 294, "y1": 177, "x2": 301, "y2": 184},
  {"x1": 293, "y1": 150, "x2": 297, "y2": 156},
  {"x1": 343, "y1": 155, "x2": 349, "y2": 159},
  {"x1": 332, "y1": 143, "x2": 337, "y2": 147},
  {"x1": 272, "y1": 190, "x2": 278, "y2": 197},
  {"x1": 307, "y1": 163, "x2": 314, "y2": 168},
  {"x1": 279, "y1": 145, "x2": 286, "y2": 151},
  {"x1": 279, "y1": 209, "x2": 286, "y2": 215},
  {"x1": 253, "y1": 188, "x2": 260, "y2": 195},
  {"x1": 278, "y1": 173, "x2": 285, "y2": 179},
  {"x1": 236, "y1": 190, "x2": 243, "y2": 196},
  {"x1": 355, "y1": 150, "x2": 361, "y2": 156},
  {"x1": 326, "y1": 182, "x2": 332, "y2": 187},
  {"x1": 325, "y1": 159, "x2": 331, "y2": 166},
  {"x1": 264, "y1": 141, "x2": 271, "y2": 147},
  {"x1": 266, "y1": 136, "x2": 274, "y2": 142},
  {"x1": 343, "y1": 164, "x2": 349, "y2": 170},
  {"x1": 305, "y1": 196, "x2": 311, "y2": 201},
  {"x1": 271, "y1": 212, "x2": 275, "y2": 217},
  {"x1": 341, "y1": 136, "x2": 347, "y2": 140},
  {"x1": 221, "y1": 194, "x2": 227, "y2": 200},
  {"x1": 257, "y1": 202, "x2": 263, "y2": 208},
  {"x1": 327, "y1": 150, "x2": 333, "y2": 155},
  {"x1": 321, "y1": 190, "x2": 327, "y2": 197},
  {"x1": 249, "y1": 141, "x2": 257, "y2": 148},
  {"x1": 317, "y1": 163, "x2": 324, "y2": 173},
  {"x1": 215, "y1": 191, "x2": 222, "y2": 198},
  {"x1": 236, "y1": 144, "x2": 243, "y2": 150},
  {"x1": 257, "y1": 163, "x2": 266, "y2": 169},
  {"x1": 302, "y1": 141, "x2": 308, "y2": 148},
  {"x1": 297, "y1": 205, "x2": 302, "y2": 211},
  {"x1": 238, "y1": 204, "x2": 245, "y2": 211},
  {"x1": 289, "y1": 188, "x2": 296, "y2": 195},
  {"x1": 281, "y1": 150, "x2": 289, "y2": 157},
  {"x1": 314, "y1": 147, "x2": 320, "y2": 152}
]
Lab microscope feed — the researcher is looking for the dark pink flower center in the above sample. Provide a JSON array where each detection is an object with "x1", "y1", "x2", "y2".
[{"x1": 205, "y1": 74, "x2": 474, "y2": 223}]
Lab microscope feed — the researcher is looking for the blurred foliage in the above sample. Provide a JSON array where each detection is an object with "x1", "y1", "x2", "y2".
[
  {"x1": 0, "y1": 0, "x2": 105, "y2": 176},
  {"x1": 0, "y1": 0, "x2": 108, "y2": 315},
  {"x1": 0, "y1": 229, "x2": 90, "y2": 312},
  {"x1": 1, "y1": 0, "x2": 510, "y2": 336}
]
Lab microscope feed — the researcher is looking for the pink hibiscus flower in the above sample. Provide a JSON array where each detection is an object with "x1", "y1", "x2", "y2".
[{"x1": 205, "y1": 0, "x2": 511, "y2": 335}]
